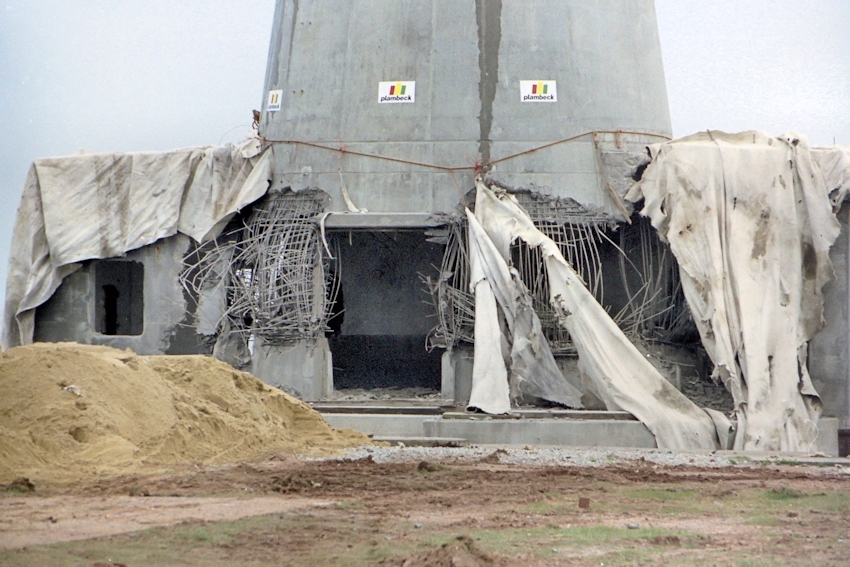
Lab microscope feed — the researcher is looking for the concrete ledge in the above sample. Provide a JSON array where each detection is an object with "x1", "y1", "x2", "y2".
[
  {"x1": 323, "y1": 213, "x2": 444, "y2": 229},
  {"x1": 321, "y1": 414, "x2": 839, "y2": 455},
  {"x1": 443, "y1": 410, "x2": 636, "y2": 421},
  {"x1": 423, "y1": 418, "x2": 657, "y2": 448},
  {"x1": 322, "y1": 414, "x2": 429, "y2": 437},
  {"x1": 312, "y1": 404, "x2": 443, "y2": 415}
]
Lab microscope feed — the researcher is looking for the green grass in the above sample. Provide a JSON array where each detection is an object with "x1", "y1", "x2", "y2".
[
  {"x1": 448, "y1": 525, "x2": 692, "y2": 563},
  {"x1": 765, "y1": 487, "x2": 804, "y2": 500},
  {"x1": 0, "y1": 513, "x2": 424, "y2": 567},
  {"x1": 738, "y1": 558, "x2": 784, "y2": 567},
  {"x1": 746, "y1": 514, "x2": 782, "y2": 526}
]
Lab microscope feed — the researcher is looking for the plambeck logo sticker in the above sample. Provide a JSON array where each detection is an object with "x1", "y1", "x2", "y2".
[
  {"x1": 267, "y1": 89, "x2": 283, "y2": 112},
  {"x1": 379, "y1": 81, "x2": 415, "y2": 103},
  {"x1": 520, "y1": 80, "x2": 557, "y2": 102}
]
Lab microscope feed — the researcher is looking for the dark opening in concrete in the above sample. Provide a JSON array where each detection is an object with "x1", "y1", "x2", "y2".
[
  {"x1": 328, "y1": 230, "x2": 443, "y2": 391},
  {"x1": 95, "y1": 260, "x2": 144, "y2": 336},
  {"x1": 101, "y1": 285, "x2": 120, "y2": 335}
]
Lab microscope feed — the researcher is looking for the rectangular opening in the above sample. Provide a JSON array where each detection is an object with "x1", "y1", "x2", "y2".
[
  {"x1": 94, "y1": 260, "x2": 144, "y2": 336},
  {"x1": 328, "y1": 230, "x2": 443, "y2": 395}
]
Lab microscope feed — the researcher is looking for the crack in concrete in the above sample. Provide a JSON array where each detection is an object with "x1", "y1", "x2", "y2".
[{"x1": 475, "y1": 0, "x2": 502, "y2": 166}]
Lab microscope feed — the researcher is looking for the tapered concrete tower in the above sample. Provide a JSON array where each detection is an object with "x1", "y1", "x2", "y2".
[{"x1": 259, "y1": 0, "x2": 671, "y2": 217}]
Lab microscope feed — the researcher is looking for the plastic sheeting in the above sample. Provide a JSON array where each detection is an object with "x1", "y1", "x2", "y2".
[
  {"x1": 627, "y1": 131, "x2": 849, "y2": 452},
  {"x1": 3, "y1": 141, "x2": 271, "y2": 349},
  {"x1": 469, "y1": 180, "x2": 725, "y2": 450}
]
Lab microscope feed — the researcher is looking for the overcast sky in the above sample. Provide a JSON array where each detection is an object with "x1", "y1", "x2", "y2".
[{"x1": 1, "y1": 1, "x2": 848, "y2": 303}]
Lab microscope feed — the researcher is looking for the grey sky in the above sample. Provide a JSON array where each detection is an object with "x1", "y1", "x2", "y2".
[{"x1": 1, "y1": 1, "x2": 848, "y2": 303}]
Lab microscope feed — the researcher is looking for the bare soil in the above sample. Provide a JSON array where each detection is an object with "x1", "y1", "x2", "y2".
[{"x1": 2, "y1": 456, "x2": 849, "y2": 566}]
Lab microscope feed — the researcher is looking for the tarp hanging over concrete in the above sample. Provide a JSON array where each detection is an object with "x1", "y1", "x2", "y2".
[
  {"x1": 466, "y1": 206, "x2": 584, "y2": 413},
  {"x1": 627, "y1": 131, "x2": 849, "y2": 452},
  {"x1": 469, "y1": 180, "x2": 724, "y2": 450},
  {"x1": 3, "y1": 140, "x2": 272, "y2": 349}
]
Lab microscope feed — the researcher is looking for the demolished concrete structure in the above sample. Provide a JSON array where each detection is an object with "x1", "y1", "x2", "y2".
[{"x1": 4, "y1": 0, "x2": 850, "y2": 453}]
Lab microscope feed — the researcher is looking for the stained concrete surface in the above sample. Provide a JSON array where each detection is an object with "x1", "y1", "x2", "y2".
[{"x1": 33, "y1": 234, "x2": 200, "y2": 355}]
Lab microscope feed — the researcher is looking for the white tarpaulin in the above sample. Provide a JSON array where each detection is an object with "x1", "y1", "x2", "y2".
[
  {"x1": 466, "y1": 207, "x2": 584, "y2": 413},
  {"x1": 627, "y1": 131, "x2": 849, "y2": 452},
  {"x1": 469, "y1": 181, "x2": 725, "y2": 450},
  {"x1": 3, "y1": 140, "x2": 272, "y2": 349}
]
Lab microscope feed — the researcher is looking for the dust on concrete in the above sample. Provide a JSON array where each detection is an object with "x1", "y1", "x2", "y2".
[{"x1": 0, "y1": 342, "x2": 370, "y2": 485}]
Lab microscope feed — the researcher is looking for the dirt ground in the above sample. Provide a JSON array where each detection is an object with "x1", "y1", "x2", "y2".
[{"x1": 2, "y1": 454, "x2": 850, "y2": 566}]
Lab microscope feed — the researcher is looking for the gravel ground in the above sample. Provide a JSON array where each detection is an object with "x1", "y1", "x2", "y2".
[{"x1": 313, "y1": 445, "x2": 850, "y2": 472}]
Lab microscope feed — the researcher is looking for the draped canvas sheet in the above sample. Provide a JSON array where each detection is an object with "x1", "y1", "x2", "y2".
[
  {"x1": 467, "y1": 207, "x2": 584, "y2": 413},
  {"x1": 3, "y1": 141, "x2": 272, "y2": 349},
  {"x1": 627, "y1": 131, "x2": 847, "y2": 452},
  {"x1": 469, "y1": 181, "x2": 724, "y2": 450}
]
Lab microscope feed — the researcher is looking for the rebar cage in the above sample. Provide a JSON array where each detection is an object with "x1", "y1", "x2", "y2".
[
  {"x1": 183, "y1": 189, "x2": 339, "y2": 345},
  {"x1": 428, "y1": 191, "x2": 695, "y2": 354},
  {"x1": 184, "y1": 187, "x2": 695, "y2": 356}
]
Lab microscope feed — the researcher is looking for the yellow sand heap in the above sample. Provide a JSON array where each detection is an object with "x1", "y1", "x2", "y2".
[{"x1": 0, "y1": 343, "x2": 369, "y2": 484}]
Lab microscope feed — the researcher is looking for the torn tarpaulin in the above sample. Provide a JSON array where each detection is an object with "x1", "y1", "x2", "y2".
[
  {"x1": 627, "y1": 131, "x2": 845, "y2": 452},
  {"x1": 3, "y1": 140, "x2": 272, "y2": 349},
  {"x1": 469, "y1": 180, "x2": 726, "y2": 450},
  {"x1": 466, "y1": 207, "x2": 584, "y2": 413}
]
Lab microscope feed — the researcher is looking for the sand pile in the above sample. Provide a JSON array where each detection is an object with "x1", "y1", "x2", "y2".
[{"x1": 0, "y1": 343, "x2": 369, "y2": 484}]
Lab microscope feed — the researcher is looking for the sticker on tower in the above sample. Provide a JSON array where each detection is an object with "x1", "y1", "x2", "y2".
[
  {"x1": 520, "y1": 80, "x2": 557, "y2": 102},
  {"x1": 267, "y1": 90, "x2": 283, "y2": 112},
  {"x1": 379, "y1": 81, "x2": 415, "y2": 104}
]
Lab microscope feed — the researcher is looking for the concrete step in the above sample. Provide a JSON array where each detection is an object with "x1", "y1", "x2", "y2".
[
  {"x1": 321, "y1": 412, "x2": 656, "y2": 449},
  {"x1": 372, "y1": 436, "x2": 468, "y2": 447},
  {"x1": 443, "y1": 409, "x2": 637, "y2": 421},
  {"x1": 424, "y1": 417, "x2": 656, "y2": 448},
  {"x1": 321, "y1": 413, "x2": 840, "y2": 456},
  {"x1": 323, "y1": 413, "x2": 433, "y2": 437},
  {"x1": 311, "y1": 403, "x2": 443, "y2": 415}
]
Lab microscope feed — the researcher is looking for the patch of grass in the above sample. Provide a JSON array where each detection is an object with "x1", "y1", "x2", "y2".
[
  {"x1": 0, "y1": 512, "x2": 436, "y2": 567},
  {"x1": 331, "y1": 499, "x2": 363, "y2": 510},
  {"x1": 619, "y1": 487, "x2": 705, "y2": 515},
  {"x1": 738, "y1": 558, "x2": 781, "y2": 567},
  {"x1": 516, "y1": 501, "x2": 579, "y2": 516},
  {"x1": 469, "y1": 525, "x2": 688, "y2": 554},
  {"x1": 622, "y1": 487, "x2": 701, "y2": 501},
  {"x1": 772, "y1": 459, "x2": 799, "y2": 466},
  {"x1": 766, "y1": 487, "x2": 804, "y2": 500},
  {"x1": 746, "y1": 514, "x2": 782, "y2": 527}
]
